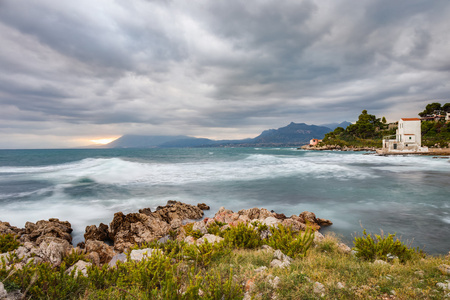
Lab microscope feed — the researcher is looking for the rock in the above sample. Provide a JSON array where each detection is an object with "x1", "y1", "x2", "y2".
[
  {"x1": 337, "y1": 243, "x2": 352, "y2": 254},
  {"x1": 281, "y1": 218, "x2": 306, "y2": 232},
  {"x1": 196, "y1": 234, "x2": 224, "y2": 245},
  {"x1": 39, "y1": 239, "x2": 69, "y2": 266},
  {"x1": 255, "y1": 266, "x2": 267, "y2": 273},
  {"x1": 270, "y1": 259, "x2": 290, "y2": 269},
  {"x1": 273, "y1": 213, "x2": 287, "y2": 220},
  {"x1": 153, "y1": 200, "x2": 204, "y2": 223},
  {"x1": 170, "y1": 219, "x2": 182, "y2": 230},
  {"x1": 85, "y1": 240, "x2": 115, "y2": 266},
  {"x1": 184, "y1": 236, "x2": 195, "y2": 245},
  {"x1": 438, "y1": 264, "x2": 450, "y2": 275},
  {"x1": 313, "y1": 231, "x2": 325, "y2": 244},
  {"x1": 0, "y1": 282, "x2": 7, "y2": 299},
  {"x1": 138, "y1": 208, "x2": 152, "y2": 215},
  {"x1": 436, "y1": 282, "x2": 450, "y2": 291},
  {"x1": 108, "y1": 253, "x2": 127, "y2": 267},
  {"x1": 20, "y1": 218, "x2": 73, "y2": 245},
  {"x1": 262, "y1": 217, "x2": 281, "y2": 227},
  {"x1": 261, "y1": 245, "x2": 274, "y2": 252},
  {"x1": 108, "y1": 212, "x2": 171, "y2": 252},
  {"x1": 197, "y1": 203, "x2": 210, "y2": 210},
  {"x1": 84, "y1": 223, "x2": 109, "y2": 242},
  {"x1": 129, "y1": 248, "x2": 158, "y2": 262},
  {"x1": 313, "y1": 282, "x2": 325, "y2": 294},
  {"x1": 298, "y1": 212, "x2": 321, "y2": 230},
  {"x1": 192, "y1": 221, "x2": 207, "y2": 235},
  {"x1": 238, "y1": 208, "x2": 274, "y2": 220},
  {"x1": 259, "y1": 230, "x2": 271, "y2": 240},
  {"x1": 414, "y1": 270, "x2": 424, "y2": 278},
  {"x1": 269, "y1": 276, "x2": 281, "y2": 289},
  {"x1": 273, "y1": 249, "x2": 292, "y2": 263},
  {"x1": 66, "y1": 260, "x2": 92, "y2": 277},
  {"x1": 373, "y1": 260, "x2": 389, "y2": 265},
  {"x1": 317, "y1": 218, "x2": 333, "y2": 226},
  {"x1": 336, "y1": 282, "x2": 346, "y2": 289},
  {"x1": 0, "y1": 221, "x2": 23, "y2": 236},
  {"x1": 244, "y1": 278, "x2": 255, "y2": 292}
]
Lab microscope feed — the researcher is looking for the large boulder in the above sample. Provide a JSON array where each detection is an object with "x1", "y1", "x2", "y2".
[
  {"x1": 20, "y1": 218, "x2": 73, "y2": 245},
  {"x1": 85, "y1": 240, "x2": 115, "y2": 266},
  {"x1": 298, "y1": 211, "x2": 332, "y2": 230},
  {"x1": 152, "y1": 200, "x2": 204, "y2": 223},
  {"x1": 39, "y1": 237, "x2": 72, "y2": 266},
  {"x1": 84, "y1": 223, "x2": 109, "y2": 242},
  {"x1": 0, "y1": 221, "x2": 24, "y2": 236},
  {"x1": 109, "y1": 212, "x2": 171, "y2": 252}
]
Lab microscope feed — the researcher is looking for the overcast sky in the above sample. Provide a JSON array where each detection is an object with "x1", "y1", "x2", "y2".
[{"x1": 1, "y1": 0, "x2": 449, "y2": 148}]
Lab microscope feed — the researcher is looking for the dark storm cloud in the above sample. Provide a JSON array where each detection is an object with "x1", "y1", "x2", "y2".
[{"x1": 0, "y1": 0, "x2": 449, "y2": 148}]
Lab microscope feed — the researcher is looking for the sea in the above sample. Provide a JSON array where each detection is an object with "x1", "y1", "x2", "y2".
[{"x1": 0, "y1": 148, "x2": 449, "y2": 254}]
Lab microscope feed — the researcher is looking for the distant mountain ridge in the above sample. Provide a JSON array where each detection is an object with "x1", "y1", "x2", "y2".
[{"x1": 105, "y1": 121, "x2": 347, "y2": 148}]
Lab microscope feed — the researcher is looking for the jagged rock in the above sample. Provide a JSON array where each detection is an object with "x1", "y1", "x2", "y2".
[
  {"x1": 313, "y1": 231, "x2": 325, "y2": 244},
  {"x1": 298, "y1": 212, "x2": 321, "y2": 230},
  {"x1": 281, "y1": 218, "x2": 306, "y2": 232},
  {"x1": 153, "y1": 200, "x2": 204, "y2": 223},
  {"x1": 138, "y1": 208, "x2": 152, "y2": 215},
  {"x1": 259, "y1": 230, "x2": 271, "y2": 240},
  {"x1": 129, "y1": 248, "x2": 159, "y2": 262},
  {"x1": 66, "y1": 260, "x2": 92, "y2": 277},
  {"x1": 438, "y1": 264, "x2": 450, "y2": 275},
  {"x1": 270, "y1": 259, "x2": 290, "y2": 269},
  {"x1": 269, "y1": 276, "x2": 281, "y2": 289},
  {"x1": 317, "y1": 218, "x2": 333, "y2": 226},
  {"x1": 196, "y1": 234, "x2": 224, "y2": 245},
  {"x1": 0, "y1": 221, "x2": 23, "y2": 236},
  {"x1": 255, "y1": 266, "x2": 267, "y2": 273},
  {"x1": 261, "y1": 217, "x2": 281, "y2": 227},
  {"x1": 214, "y1": 207, "x2": 236, "y2": 223},
  {"x1": 192, "y1": 221, "x2": 207, "y2": 235},
  {"x1": 84, "y1": 223, "x2": 109, "y2": 242},
  {"x1": 197, "y1": 203, "x2": 210, "y2": 210},
  {"x1": 273, "y1": 213, "x2": 287, "y2": 220},
  {"x1": 238, "y1": 208, "x2": 274, "y2": 220},
  {"x1": 170, "y1": 219, "x2": 182, "y2": 229},
  {"x1": 85, "y1": 240, "x2": 115, "y2": 266},
  {"x1": 336, "y1": 282, "x2": 346, "y2": 289},
  {"x1": 273, "y1": 249, "x2": 292, "y2": 263},
  {"x1": 436, "y1": 282, "x2": 450, "y2": 290},
  {"x1": 108, "y1": 212, "x2": 171, "y2": 252},
  {"x1": 39, "y1": 238, "x2": 72, "y2": 266},
  {"x1": 337, "y1": 243, "x2": 352, "y2": 254},
  {"x1": 20, "y1": 218, "x2": 73, "y2": 245}
]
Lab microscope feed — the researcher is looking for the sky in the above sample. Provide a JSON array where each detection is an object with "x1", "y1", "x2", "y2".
[{"x1": 0, "y1": 0, "x2": 449, "y2": 148}]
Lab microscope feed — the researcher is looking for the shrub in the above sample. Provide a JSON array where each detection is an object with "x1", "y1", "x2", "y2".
[
  {"x1": 0, "y1": 233, "x2": 21, "y2": 253},
  {"x1": 352, "y1": 229, "x2": 422, "y2": 263},
  {"x1": 266, "y1": 225, "x2": 314, "y2": 258},
  {"x1": 223, "y1": 223, "x2": 262, "y2": 249},
  {"x1": 207, "y1": 220, "x2": 226, "y2": 236},
  {"x1": 184, "y1": 223, "x2": 204, "y2": 239}
]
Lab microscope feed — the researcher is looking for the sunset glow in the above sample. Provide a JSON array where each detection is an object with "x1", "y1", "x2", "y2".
[{"x1": 90, "y1": 137, "x2": 118, "y2": 145}]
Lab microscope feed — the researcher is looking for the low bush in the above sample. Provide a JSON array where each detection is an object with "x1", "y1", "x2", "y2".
[
  {"x1": 223, "y1": 222, "x2": 262, "y2": 249},
  {"x1": 352, "y1": 229, "x2": 422, "y2": 263},
  {"x1": 0, "y1": 233, "x2": 21, "y2": 253},
  {"x1": 266, "y1": 225, "x2": 314, "y2": 258}
]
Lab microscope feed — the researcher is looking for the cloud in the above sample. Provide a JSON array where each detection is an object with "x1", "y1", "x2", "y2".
[{"x1": 0, "y1": 0, "x2": 449, "y2": 148}]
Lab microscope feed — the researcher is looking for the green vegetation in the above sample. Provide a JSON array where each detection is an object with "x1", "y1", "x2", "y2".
[
  {"x1": 322, "y1": 110, "x2": 393, "y2": 147},
  {"x1": 353, "y1": 229, "x2": 423, "y2": 263},
  {"x1": 2, "y1": 225, "x2": 449, "y2": 299},
  {"x1": 0, "y1": 233, "x2": 21, "y2": 253}
]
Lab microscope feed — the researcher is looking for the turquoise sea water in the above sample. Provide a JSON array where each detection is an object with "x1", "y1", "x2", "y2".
[{"x1": 0, "y1": 148, "x2": 449, "y2": 254}]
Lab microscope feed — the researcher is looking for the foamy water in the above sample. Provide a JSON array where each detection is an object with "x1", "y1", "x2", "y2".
[{"x1": 0, "y1": 148, "x2": 449, "y2": 253}]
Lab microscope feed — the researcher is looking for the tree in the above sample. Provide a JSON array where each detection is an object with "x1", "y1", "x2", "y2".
[
  {"x1": 419, "y1": 102, "x2": 442, "y2": 117},
  {"x1": 443, "y1": 103, "x2": 450, "y2": 112},
  {"x1": 382, "y1": 117, "x2": 387, "y2": 124}
]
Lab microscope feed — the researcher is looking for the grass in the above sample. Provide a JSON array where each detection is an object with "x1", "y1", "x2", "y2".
[{"x1": 1, "y1": 230, "x2": 449, "y2": 299}]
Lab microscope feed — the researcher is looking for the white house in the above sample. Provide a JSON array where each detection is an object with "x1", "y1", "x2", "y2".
[{"x1": 382, "y1": 118, "x2": 427, "y2": 152}]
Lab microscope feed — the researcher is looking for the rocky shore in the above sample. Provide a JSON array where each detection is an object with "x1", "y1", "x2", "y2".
[
  {"x1": 0, "y1": 201, "x2": 332, "y2": 271},
  {"x1": 300, "y1": 144, "x2": 378, "y2": 151}
]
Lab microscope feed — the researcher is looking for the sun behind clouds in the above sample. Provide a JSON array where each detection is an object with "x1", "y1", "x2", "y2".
[{"x1": 90, "y1": 137, "x2": 119, "y2": 145}]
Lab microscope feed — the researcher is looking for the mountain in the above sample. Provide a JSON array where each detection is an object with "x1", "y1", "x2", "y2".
[
  {"x1": 105, "y1": 135, "x2": 190, "y2": 148},
  {"x1": 320, "y1": 121, "x2": 352, "y2": 131},
  {"x1": 104, "y1": 122, "x2": 334, "y2": 148},
  {"x1": 251, "y1": 122, "x2": 331, "y2": 145}
]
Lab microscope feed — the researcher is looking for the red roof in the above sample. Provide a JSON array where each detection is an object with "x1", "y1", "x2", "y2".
[{"x1": 401, "y1": 118, "x2": 421, "y2": 121}]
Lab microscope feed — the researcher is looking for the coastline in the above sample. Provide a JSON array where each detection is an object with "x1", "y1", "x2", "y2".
[
  {"x1": 2, "y1": 201, "x2": 450, "y2": 299},
  {"x1": 300, "y1": 144, "x2": 450, "y2": 156}
]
